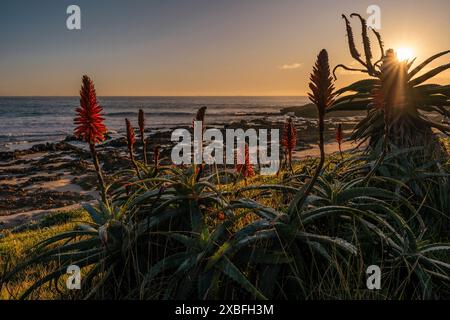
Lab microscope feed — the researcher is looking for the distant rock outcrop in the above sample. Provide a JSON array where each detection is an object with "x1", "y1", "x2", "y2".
[{"x1": 281, "y1": 103, "x2": 365, "y2": 118}]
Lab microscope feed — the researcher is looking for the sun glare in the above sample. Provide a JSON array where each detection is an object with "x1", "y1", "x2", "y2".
[{"x1": 396, "y1": 47, "x2": 414, "y2": 62}]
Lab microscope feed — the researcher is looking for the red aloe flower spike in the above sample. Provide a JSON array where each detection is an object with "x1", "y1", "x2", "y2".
[
  {"x1": 193, "y1": 106, "x2": 207, "y2": 182},
  {"x1": 74, "y1": 75, "x2": 107, "y2": 203},
  {"x1": 281, "y1": 117, "x2": 297, "y2": 172},
  {"x1": 126, "y1": 118, "x2": 141, "y2": 179},
  {"x1": 195, "y1": 106, "x2": 207, "y2": 122},
  {"x1": 74, "y1": 75, "x2": 107, "y2": 144},
  {"x1": 236, "y1": 143, "x2": 255, "y2": 182},
  {"x1": 126, "y1": 118, "x2": 136, "y2": 150},
  {"x1": 138, "y1": 109, "x2": 148, "y2": 165},
  {"x1": 154, "y1": 145, "x2": 161, "y2": 171},
  {"x1": 336, "y1": 123, "x2": 344, "y2": 159},
  {"x1": 192, "y1": 106, "x2": 207, "y2": 131}
]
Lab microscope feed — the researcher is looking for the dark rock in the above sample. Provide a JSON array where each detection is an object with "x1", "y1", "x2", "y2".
[
  {"x1": 31, "y1": 141, "x2": 79, "y2": 153},
  {"x1": 0, "y1": 152, "x2": 15, "y2": 162},
  {"x1": 64, "y1": 135, "x2": 82, "y2": 142},
  {"x1": 0, "y1": 188, "x2": 94, "y2": 215},
  {"x1": 100, "y1": 149, "x2": 130, "y2": 172},
  {"x1": 102, "y1": 137, "x2": 127, "y2": 148}
]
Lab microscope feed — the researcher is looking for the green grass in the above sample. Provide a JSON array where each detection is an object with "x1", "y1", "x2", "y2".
[
  {"x1": 1, "y1": 145, "x2": 449, "y2": 300},
  {"x1": 0, "y1": 209, "x2": 91, "y2": 299},
  {"x1": 0, "y1": 157, "x2": 334, "y2": 300}
]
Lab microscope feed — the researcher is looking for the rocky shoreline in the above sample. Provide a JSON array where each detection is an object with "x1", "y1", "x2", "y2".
[{"x1": 0, "y1": 115, "x2": 359, "y2": 228}]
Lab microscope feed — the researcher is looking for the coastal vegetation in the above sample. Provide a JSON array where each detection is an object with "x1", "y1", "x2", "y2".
[{"x1": 1, "y1": 13, "x2": 450, "y2": 300}]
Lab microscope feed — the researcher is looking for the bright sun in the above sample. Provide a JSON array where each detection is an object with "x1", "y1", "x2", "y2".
[{"x1": 396, "y1": 47, "x2": 414, "y2": 62}]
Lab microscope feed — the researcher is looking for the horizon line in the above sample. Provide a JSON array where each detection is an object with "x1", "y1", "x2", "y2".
[{"x1": 0, "y1": 95, "x2": 309, "y2": 98}]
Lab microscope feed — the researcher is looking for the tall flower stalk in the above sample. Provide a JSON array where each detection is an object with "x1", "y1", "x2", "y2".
[
  {"x1": 236, "y1": 143, "x2": 255, "y2": 183},
  {"x1": 194, "y1": 107, "x2": 207, "y2": 182},
  {"x1": 308, "y1": 49, "x2": 335, "y2": 167},
  {"x1": 74, "y1": 75, "x2": 108, "y2": 203},
  {"x1": 336, "y1": 123, "x2": 343, "y2": 159},
  {"x1": 154, "y1": 145, "x2": 161, "y2": 171},
  {"x1": 299, "y1": 50, "x2": 335, "y2": 209},
  {"x1": 281, "y1": 117, "x2": 297, "y2": 172},
  {"x1": 194, "y1": 107, "x2": 207, "y2": 130},
  {"x1": 126, "y1": 119, "x2": 142, "y2": 179},
  {"x1": 138, "y1": 109, "x2": 148, "y2": 165}
]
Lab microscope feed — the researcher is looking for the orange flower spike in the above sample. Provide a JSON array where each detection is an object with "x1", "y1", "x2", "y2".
[
  {"x1": 138, "y1": 109, "x2": 145, "y2": 139},
  {"x1": 195, "y1": 106, "x2": 207, "y2": 122},
  {"x1": 154, "y1": 144, "x2": 161, "y2": 170},
  {"x1": 193, "y1": 106, "x2": 207, "y2": 182},
  {"x1": 193, "y1": 106, "x2": 207, "y2": 131},
  {"x1": 138, "y1": 109, "x2": 148, "y2": 164},
  {"x1": 126, "y1": 118, "x2": 141, "y2": 178},
  {"x1": 74, "y1": 75, "x2": 107, "y2": 203},
  {"x1": 126, "y1": 118, "x2": 136, "y2": 152},
  {"x1": 74, "y1": 75, "x2": 107, "y2": 144},
  {"x1": 236, "y1": 143, "x2": 255, "y2": 179}
]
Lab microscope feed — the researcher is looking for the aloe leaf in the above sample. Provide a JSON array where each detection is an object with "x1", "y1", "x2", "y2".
[
  {"x1": 408, "y1": 50, "x2": 450, "y2": 79},
  {"x1": 216, "y1": 257, "x2": 267, "y2": 300}
]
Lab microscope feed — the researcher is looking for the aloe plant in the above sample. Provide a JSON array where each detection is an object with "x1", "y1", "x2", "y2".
[{"x1": 331, "y1": 14, "x2": 450, "y2": 157}]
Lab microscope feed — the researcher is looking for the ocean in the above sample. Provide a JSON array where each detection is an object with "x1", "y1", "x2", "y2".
[{"x1": 0, "y1": 96, "x2": 309, "y2": 151}]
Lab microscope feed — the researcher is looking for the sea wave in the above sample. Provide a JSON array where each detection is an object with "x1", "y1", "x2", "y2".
[
  {"x1": 106, "y1": 111, "x2": 195, "y2": 117},
  {"x1": 0, "y1": 96, "x2": 310, "y2": 151},
  {"x1": 106, "y1": 110, "x2": 279, "y2": 117},
  {"x1": 0, "y1": 132, "x2": 67, "y2": 138}
]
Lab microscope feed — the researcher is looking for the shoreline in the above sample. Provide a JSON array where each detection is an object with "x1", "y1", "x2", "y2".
[{"x1": 0, "y1": 115, "x2": 360, "y2": 229}]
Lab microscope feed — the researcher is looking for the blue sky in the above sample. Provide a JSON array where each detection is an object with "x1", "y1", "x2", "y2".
[{"x1": 1, "y1": 0, "x2": 449, "y2": 96}]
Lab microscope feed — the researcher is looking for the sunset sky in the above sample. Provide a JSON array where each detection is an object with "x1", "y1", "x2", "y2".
[{"x1": 1, "y1": 0, "x2": 449, "y2": 96}]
